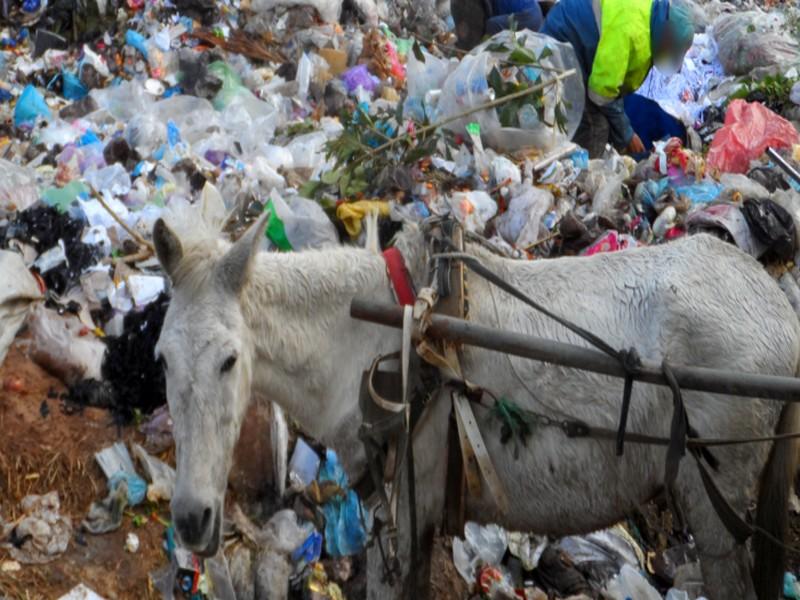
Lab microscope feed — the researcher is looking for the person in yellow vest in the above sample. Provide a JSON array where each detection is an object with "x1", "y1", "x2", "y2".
[{"x1": 542, "y1": 0, "x2": 695, "y2": 157}]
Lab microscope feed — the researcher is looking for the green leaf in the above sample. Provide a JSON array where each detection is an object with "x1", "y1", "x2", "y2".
[
  {"x1": 488, "y1": 66, "x2": 505, "y2": 95},
  {"x1": 508, "y1": 47, "x2": 537, "y2": 65},
  {"x1": 339, "y1": 170, "x2": 352, "y2": 198},
  {"x1": 300, "y1": 180, "x2": 322, "y2": 199},
  {"x1": 321, "y1": 169, "x2": 342, "y2": 185},
  {"x1": 538, "y1": 46, "x2": 553, "y2": 61}
]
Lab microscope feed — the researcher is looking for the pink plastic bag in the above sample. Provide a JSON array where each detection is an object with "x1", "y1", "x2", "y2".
[
  {"x1": 707, "y1": 100, "x2": 799, "y2": 174},
  {"x1": 581, "y1": 231, "x2": 637, "y2": 256}
]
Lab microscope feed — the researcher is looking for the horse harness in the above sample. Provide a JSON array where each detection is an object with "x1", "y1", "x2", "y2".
[{"x1": 358, "y1": 219, "x2": 799, "y2": 589}]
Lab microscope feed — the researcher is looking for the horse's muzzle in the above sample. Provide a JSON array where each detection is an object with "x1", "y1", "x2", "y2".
[{"x1": 172, "y1": 496, "x2": 221, "y2": 556}]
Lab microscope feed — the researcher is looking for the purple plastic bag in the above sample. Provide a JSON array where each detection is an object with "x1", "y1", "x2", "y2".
[{"x1": 341, "y1": 64, "x2": 379, "y2": 95}]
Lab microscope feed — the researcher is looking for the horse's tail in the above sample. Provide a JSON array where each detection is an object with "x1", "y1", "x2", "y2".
[{"x1": 753, "y1": 399, "x2": 800, "y2": 600}]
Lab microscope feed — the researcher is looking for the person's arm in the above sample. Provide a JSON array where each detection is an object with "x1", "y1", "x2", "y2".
[{"x1": 598, "y1": 98, "x2": 634, "y2": 148}]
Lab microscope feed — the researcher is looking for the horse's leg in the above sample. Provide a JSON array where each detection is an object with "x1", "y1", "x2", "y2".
[
  {"x1": 676, "y1": 459, "x2": 757, "y2": 600},
  {"x1": 367, "y1": 395, "x2": 451, "y2": 600}
]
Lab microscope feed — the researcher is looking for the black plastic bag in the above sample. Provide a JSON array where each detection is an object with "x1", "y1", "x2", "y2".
[{"x1": 742, "y1": 198, "x2": 796, "y2": 262}]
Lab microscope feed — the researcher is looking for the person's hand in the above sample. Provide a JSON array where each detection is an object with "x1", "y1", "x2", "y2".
[{"x1": 626, "y1": 134, "x2": 646, "y2": 155}]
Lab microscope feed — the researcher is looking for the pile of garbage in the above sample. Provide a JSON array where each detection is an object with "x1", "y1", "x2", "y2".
[{"x1": 4, "y1": 0, "x2": 800, "y2": 597}]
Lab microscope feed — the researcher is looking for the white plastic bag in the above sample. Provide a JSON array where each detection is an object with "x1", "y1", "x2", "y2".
[
  {"x1": 0, "y1": 250, "x2": 42, "y2": 365},
  {"x1": 496, "y1": 184, "x2": 553, "y2": 248},
  {"x1": 403, "y1": 48, "x2": 455, "y2": 121},
  {"x1": 605, "y1": 564, "x2": 661, "y2": 600},
  {"x1": 27, "y1": 304, "x2": 105, "y2": 385},
  {"x1": 447, "y1": 191, "x2": 497, "y2": 233}
]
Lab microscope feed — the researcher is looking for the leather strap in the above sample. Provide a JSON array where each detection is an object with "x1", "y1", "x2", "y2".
[{"x1": 453, "y1": 391, "x2": 510, "y2": 513}]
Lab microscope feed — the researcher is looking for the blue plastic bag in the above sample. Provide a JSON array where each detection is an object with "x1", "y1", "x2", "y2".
[
  {"x1": 125, "y1": 30, "x2": 149, "y2": 59},
  {"x1": 672, "y1": 181, "x2": 723, "y2": 205},
  {"x1": 318, "y1": 449, "x2": 368, "y2": 557},
  {"x1": 292, "y1": 530, "x2": 323, "y2": 569},
  {"x1": 109, "y1": 471, "x2": 147, "y2": 506},
  {"x1": 14, "y1": 84, "x2": 51, "y2": 127},
  {"x1": 167, "y1": 120, "x2": 181, "y2": 148},
  {"x1": 62, "y1": 70, "x2": 88, "y2": 100},
  {"x1": 635, "y1": 178, "x2": 670, "y2": 209}
]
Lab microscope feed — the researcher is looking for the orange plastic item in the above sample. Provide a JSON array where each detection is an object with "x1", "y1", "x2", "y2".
[{"x1": 707, "y1": 99, "x2": 800, "y2": 174}]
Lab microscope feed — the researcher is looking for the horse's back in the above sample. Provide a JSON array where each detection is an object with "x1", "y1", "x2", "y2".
[{"x1": 486, "y1": 233, "x2": 800, "y2": 376}]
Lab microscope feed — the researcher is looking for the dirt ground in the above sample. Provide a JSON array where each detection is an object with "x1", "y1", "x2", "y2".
[
  {"x1": 3, "y1": 336, "x2": 800, "y2": 600},
  {"x1": 0, "y1": 342, "x2": 169, "y2": 600}
]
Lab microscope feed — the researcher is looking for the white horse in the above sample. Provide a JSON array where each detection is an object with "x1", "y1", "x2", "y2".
[{"x1": 153, "y1": 212, "x2": 800, "y2": 600}]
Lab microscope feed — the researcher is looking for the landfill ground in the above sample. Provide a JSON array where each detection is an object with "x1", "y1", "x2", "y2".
[{"x1": 0, "y1": 343, "x2": 166, "y2": 599}]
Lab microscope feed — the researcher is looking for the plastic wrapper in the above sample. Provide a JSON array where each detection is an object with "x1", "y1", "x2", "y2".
[
  {"x1": 288, "y1": 437, "x2": 320, "y2": 491},
  {"x1": 707, "y1": 100, "x2": 800, "y2": 174},
  {"x1": 438, "y1": 30, "x2": 584, "y2": 153},
  {"x1": 711, "y1": 11, "x2": 800, "y2": 76}
]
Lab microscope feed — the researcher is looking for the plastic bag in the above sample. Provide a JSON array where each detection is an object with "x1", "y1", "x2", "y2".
[
  {"x1": 249, "y1": 0, "x2": 343, "y2": 23},
  {"x1": 0, "y1": 251, "x2": 42, "y2": 365},
  {"x1": 452, "y1": 522, "x2": 508, "y2": 584},
  {"x1": 14, "y1": 84, "x2": 51, "y2": 127},
  {"x1": 711, "y1": 11, "x2": 800, "y2": 76},
  {"x1": 27, "y1": 304, "x2": 105, "y2": 385},
  {"x1": 90, "y1": 80, "x2": 153, "y2": 122},
  {"x1": 447, "y1": 190, "x2": 497, "y2": 233},
  {"x1": 495, "y1": 185, "x2": 553, "y2": 248},
  {"x1": 742, "y1": 197, "x2": 796, "y2": 261},
  {"x1": 605, "y1": 564, "x2": 661, "y2": 600},
  {"x1": 318, "y1": 449, "x2": 367, "y2": 557},
  {"x1": 264, "y1": 192, "x2": 339, "y2": 251},
  {"x1": 403, "y1": 48, "x2": 454, "y2": 121},
  {"x1": 0, "y1": 492, "x2": 72, "y2": 564},
  {"x1": 84, "y1": 163, "x2": 131, "y2": 196},
  {"x1": 132, "y1": 443, "x2": 176, "y2": 502},
  {"x1": 719, "y1": 173, "x2": 770, "y2": 200},
  {"x1": 438, "y1": 30, "x2": 584, "y2": 153},
  {"x1": 288, "y1": 437, "x2": 320, "y2": 491},
  {"x1": 707, "y1": 100, "x2": 800, "y2": 174},
  {"x1": 0, "y1": 160, "x2": 39, "y2": 214}
]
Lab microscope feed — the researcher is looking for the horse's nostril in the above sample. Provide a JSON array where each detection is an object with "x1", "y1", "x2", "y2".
[{"x1": 201, "y1": 507, "x2": 212, "y2": 531}]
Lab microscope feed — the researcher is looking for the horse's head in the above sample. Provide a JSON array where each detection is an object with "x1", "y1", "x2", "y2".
[{"x1": 152, "y1": 214, "x2": 267, "y2": 556}]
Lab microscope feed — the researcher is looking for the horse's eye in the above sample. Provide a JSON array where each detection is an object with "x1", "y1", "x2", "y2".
[{"x1": 221, "y1": 355, "x2": 237, "y2": 374}]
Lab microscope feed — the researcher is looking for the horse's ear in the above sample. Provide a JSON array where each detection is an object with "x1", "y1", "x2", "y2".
[
  {"x1": 218, "y1": 211, "x2": 269, "y2": 295},
  {"x1": 153, "y1": 218, "x2": 183, "y2": 279}
]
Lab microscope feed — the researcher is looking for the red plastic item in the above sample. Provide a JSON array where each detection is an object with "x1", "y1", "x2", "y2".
[{"x1": 707, "y1": 99, "x2": 800, "y2": 174}]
